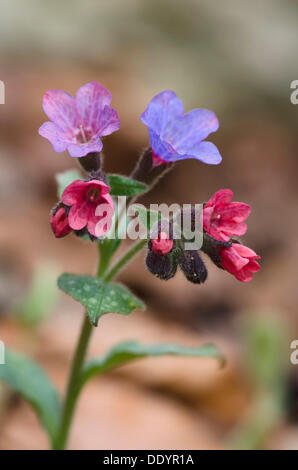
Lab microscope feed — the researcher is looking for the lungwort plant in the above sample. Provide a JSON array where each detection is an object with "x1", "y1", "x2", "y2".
[{"x1": 0, "y1": 82, "x2": 260, "y2": 449}]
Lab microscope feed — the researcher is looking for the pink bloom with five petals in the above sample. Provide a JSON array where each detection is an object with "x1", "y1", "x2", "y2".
[
  {"x1": 61, "y1": 179, "x2": 114, "y2": 238},
  {"x1": 151, "y1": 231, "x2": 173, "y2": 255},
  {"x1": 203, "y1": 189, "x2": 251, "y2": 242},
  {"x1": 39, "y1": 82, "x2": 120, "y2": 157},
  {"x1": 218, "y1": 243, "x2": 261, "y2": 282}
]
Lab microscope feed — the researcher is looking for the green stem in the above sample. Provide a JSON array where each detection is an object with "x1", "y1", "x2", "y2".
[
  {"x1": 53, "y1": 314, "x2": 92, "y2": 450},
  {"x1": 104, "y1": 239, "x2": 147, "y2": 283},
  {"x1": 97, "y1": 242, "x2": 112, "y2": 277},
  {"x1": 53, "y1": 239, "x2": 147, "y2": 449}
]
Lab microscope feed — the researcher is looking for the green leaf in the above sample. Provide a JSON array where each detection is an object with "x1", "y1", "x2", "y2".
[
  {"x1": 56, "y1": 169, "x2": 82, "y2": 198},
  {"x1": 107, "y1": 174, "x2": 147, "y2": 196},
  {"x1": 81, "y1": 341, "x2": 225, "y2": 386},
  {"x1": 58, "y1": 273, "x2": 145, "y2": 326},
  {"x1": 0, "y1": 349, "x2": 60, "y2": 445}
]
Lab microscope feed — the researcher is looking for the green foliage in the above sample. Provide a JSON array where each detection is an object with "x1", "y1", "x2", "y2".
[
  {"x1": 58, "y1": 273, "x2": 145, "y2": 326},
  {"x1": 0, "y1": 350, "x2": 60, "y2": 445},
  {"x1": 107, "y1": 174, "x2": 147, "y2": 196},
  {"x1": 81, "y1": 340, "x2": 225, "y2": 386}
]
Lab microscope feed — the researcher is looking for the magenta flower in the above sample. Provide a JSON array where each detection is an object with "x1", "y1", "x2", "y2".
[
  {"x1": 218, "y1": 243, "x2": 261, "y2": 282},
  {"x1": 203, "y1": 189, "x2": 251, "y2": 242},
  {"x1": 141, "y1": 90, "x2": 221, "y2": 167},
  {"x1": 151, "y1": 231, "x2": 174, "y2": 255},
  {"x1": 39, "y1": 82, "x2": 120, "y2": 158},
  {"x1": 61, "y1": 179, "x2": 115, "y2": 238},
  {"x1": 50, "y1": 206, "x2": 72, "y2": 238}
]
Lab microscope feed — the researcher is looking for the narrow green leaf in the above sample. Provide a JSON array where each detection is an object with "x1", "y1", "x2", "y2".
[
  {"x1": 81, "y1": 341, "x2": 225, "y2": 386},
  {"x1": 0, "y1": 350, "x2": 60, "y2": 445},
  {"x1": 58, "y1": 273, "x2": 145, "y2": 326},
  {"x1": 56, "y1": 169, "x2": 82, "y2": 198},
  {"x1": 107, "y1": 174, "x2": 147, "y2": 196}
]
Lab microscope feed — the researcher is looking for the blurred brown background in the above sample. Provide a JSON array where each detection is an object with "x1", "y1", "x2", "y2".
[{"x1": 0, "y1": 0, "x2": 298, "y2": 450}]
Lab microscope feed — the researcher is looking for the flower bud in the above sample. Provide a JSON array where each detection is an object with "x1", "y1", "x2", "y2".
[
  {"x1": 50, "y1": 204, "x2": 72, "y2": 238},
  {"x1": 179, "y1": 250, "x2": 207, "y2": 284},
  {"x1": 146, "y1": 247, "x2": 178, "y2": 280},
  {"x1": 146, "y1": 229, "x2": 180, "y2": 280},
  {"x1": 151, "y1": 231, "x2": 174, "y2": 255}
]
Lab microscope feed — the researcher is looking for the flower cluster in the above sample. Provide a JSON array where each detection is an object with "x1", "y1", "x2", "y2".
[
  {"x1": 147, "y1": 189, "x2": 260, "y2": 283},
  {"x1": 40, "y1": 81, "x2": 260, "y2": 281}
]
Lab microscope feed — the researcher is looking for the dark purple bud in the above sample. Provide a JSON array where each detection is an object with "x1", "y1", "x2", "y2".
[
  {"x1": 179, "y1": 250, "x2": 207, "y2": 284},
  {"x1": 145, "y1": 239, "x2": 181, "y2": 280},
  {"x1": 146, "y1": 250, "x2": 177, "y2": 280}
]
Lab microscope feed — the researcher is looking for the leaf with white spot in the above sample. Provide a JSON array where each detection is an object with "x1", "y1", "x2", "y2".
[{"x1": 57, "y1": 273, "x2": 145, "y2": 326}]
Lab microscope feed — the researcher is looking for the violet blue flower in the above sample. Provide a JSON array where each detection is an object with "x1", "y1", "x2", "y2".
[
  {"x1": 141, "y1": 90, "x2": 222, "y2": 166},
  {"x1": 39, "y1": 82, "x2": 120, "y2": 157}
]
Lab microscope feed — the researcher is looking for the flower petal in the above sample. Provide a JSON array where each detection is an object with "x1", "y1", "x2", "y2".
[
  {"x1": 96, "y1": 105, "x2": 120, "y2": 136},
  {"x1": 233, "y1": 244, "x2": 260, "y2": 259},
  {"x1": 141, "y1": 90, "x2": 184, "y2": 136},
  {"x1": 164, "y1": 109, "x2": 219, "y2": 149},
  {"x1": 61, "y1": 179, "x2": 86, "y2": 206},
  {"x1": 68, "y1": 202, "x2": 90, "y2": 231},
  {"x1": 38, "y1": 122, "x2": 69, "y2": 152},
  {"x1": 42, "y1": 90, "x2": 78, "y2": 134},
  {"x1": 75, "y1": 82, "x2": 112, "y2": 130},
  {"x1": 220, "y1": 202, "x2": 251, "y2": 222},
  {"x1": 166, "y1": 141, "x2": 222, "y2": 165},
  {"x1": 67, "y1": 140, "x2": 103, "y2": 158},
  {"x1": 218, "y1": 221, "x2": 248, "y2": 237},
  {"x1": 89, "y1": 198, "x2": 115, "y2": 237},
  {"x1": 205, "y1": 189, "x2": 234, "y2": 208},
  {"x1": 148, "y1": 130, "x2": 177, "y2": 162}
]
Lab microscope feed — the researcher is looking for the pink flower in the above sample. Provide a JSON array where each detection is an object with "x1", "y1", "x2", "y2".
[
  {"x1": 218, "y1": 243, "x2": 261, "y2": 282},
  {"x1": 39, "y1": 82, "x2": 120, "y2": 157},
  {"x1": 203, "y1": 189, "x2": 251, "y2": 241},
  {"x1": 151, "y1": 231, "x2": 173, "y2": 255},
  {"x1": 61, "y1": 179, "x2": 115, "y2": 238},
  {"x1": 50, "y1": 206, "x2": 72, "y2": 238}
]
